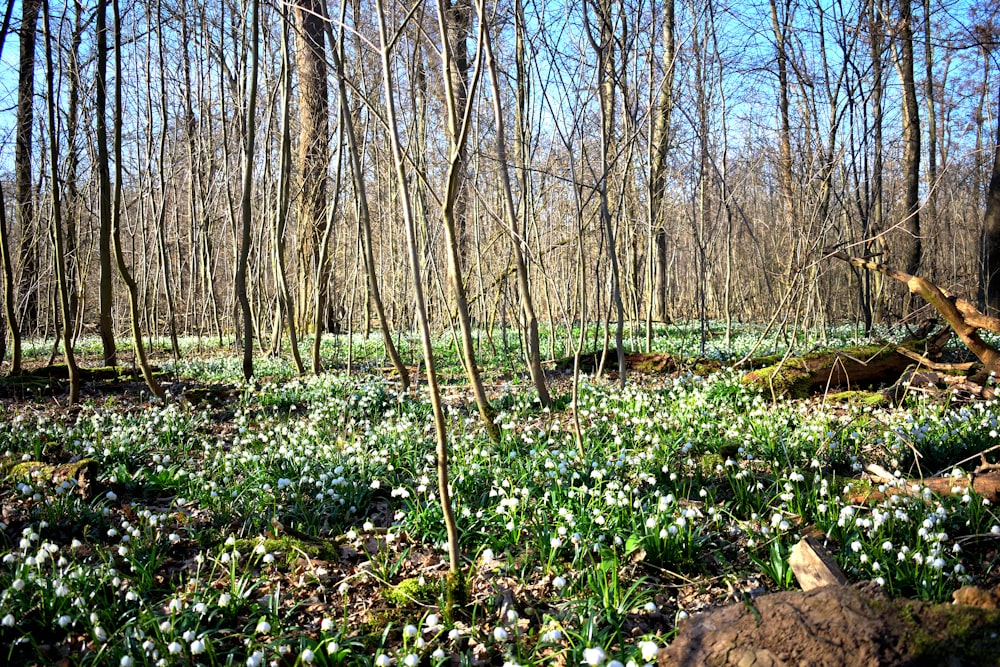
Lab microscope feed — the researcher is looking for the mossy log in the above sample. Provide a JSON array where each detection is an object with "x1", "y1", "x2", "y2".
[{"x1": 741, "y1": 343, "x2": 927, "y2": 398}]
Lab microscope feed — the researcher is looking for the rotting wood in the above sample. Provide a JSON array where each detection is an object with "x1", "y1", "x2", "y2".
[{"x1": 789, "y1": 536, "x2": 848, "y2": 591}]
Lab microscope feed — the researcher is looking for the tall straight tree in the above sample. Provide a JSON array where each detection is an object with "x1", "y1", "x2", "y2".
[
  {"x1": 437, "y1": 0, "x2": 500, "y2": 442},
  {"x1": 646, "y1": 0, "x2": 676, "y2": 344},
  {"x1": 235, "y1": 0, "x2": 260, "y2": 381},
  {"x1": 294, "y1": 0, "x2": 330, "y2": 335},
  {"x1": 42, "y1": 0, "x2": 80, "y2": 402},
  {"x1": 585, "y1": 0, "x2": 626, "y2": 386},
  {"x1": 96, "y1": 0, "x2": 117, "y2": 365},
  {"x1": 14, "y1": 0, "x2": 40, "y2": 338},
  {"x1": 110, "y1": 0, "x2": 163, "y2": 398},
  {"x1": 375, "y1": 0, "x2": 463, "y2": 592},
  {"x1": 323, "y1": 10, "x2": 410, "y2": 388},
  {"x1": 0, "y1": 0, "x2": 21, "y2": 372},
  {"x1": 480, "y1": 0, "x2": 550, "y2": 407},
  {"x1": 895, "y1": 0, "x2": 922, "y2": 275}
]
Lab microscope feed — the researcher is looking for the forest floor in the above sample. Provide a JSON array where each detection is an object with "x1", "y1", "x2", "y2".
[{"x1": 4, "y1": 327, "x2": 1000, "y2": 666}]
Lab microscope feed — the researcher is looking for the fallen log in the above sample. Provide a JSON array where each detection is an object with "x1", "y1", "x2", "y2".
[
  {"x1": 863, "y1": 463, "x2": 1000, "y2": 504},
  {"x1": 831, "y1": 250, "x2": 1000, "y2": 375},
  {"x1": 741, "y1": 341, "x2": 940, "y2": 399}
]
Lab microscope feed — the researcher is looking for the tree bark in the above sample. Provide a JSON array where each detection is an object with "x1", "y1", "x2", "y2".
[
  {"x1": 481, "y1": 5, "x2": 550, "y2": 406},
  {"x1": 980, "y1": 88, "x2": 1000, "y2": 313},
  {"x1": 896, "y1": 0, "x2": 922, "y2": 276},
  {"x1": 42, "y1": 0, "x2": 80, "y2": 403},
  {"x1": 295, "y1": 0, "x2": 330, "y2": 335},
  {"x1": 15, "y1": 0, "x2": 40, "y2": 337},
  {"x1": 236, "y1": 0, "x2": 260, "y2": 381},
  {"x1": 96, "y1": 0, "x2": 117, "y2": 366}
]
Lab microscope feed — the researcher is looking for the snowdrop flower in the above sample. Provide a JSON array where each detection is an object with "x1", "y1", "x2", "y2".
[
  {"x1": 644, "y1": 602, "x2": 657, "y2": 613},
  {"x1": 168, "y1": 641, "x2": 183, "y2": 655},
  {"x1": 1, "y1": 614, "x2": 14, "y2": 628},
  {"x1": 493, "y1": 626, "x2": 509, "y2": 641},
  {"x1": 321, "y1": 618, "x2": 335, "y2": 632},
  {"x1": 58, "y1": 615, "x2": 71, "y2": 628},
  {"x1": 851, "y1": 541, "x2": 862, "y2": 552},
  {"x1": 448, "y1": 629, "x2": 461, "y2": 641},
  {"x1": 120, "y1": 657, "x2": 134, "y2": 667},
  {"x1": 608, "y1": 661, "x2": 625, "y2": 667},
  {"x1": 432, "y1": 648, "x2": 446, "y2": 660},
  {"x1": 374, "y1": 654, "x2": 391, "y2": 667},
  {"x1": 403, "y1": 624, "x2": 418, "y2": 639},
  {"x1": 640, "y1": 641, "x2": 658, "y2": 662},
  {"x1": 191, "y1": 639, "x2": 206, "y2": 654},
  {"x1": 93, "y1": 626, "x2": 108, "y2": 642},
  {"x1": 246, "y1": 650, "x2": 264, "y2": 667},
  {"x1": 219, "y1": 593, "x2": 231, "y2": 607},
  {"x1": 425, "y1": 614, "x2": 439, "y2": 628},
  {"x1": 582, "y1": 647, "x2": 606, "y2": 665},
  {"x1": 256, "y1": 618, "x2": 271, "y2": 634},
  {"x1": 300, "y1": 648, "x2": 314, "y2": 663},
  {"x1": 553, "y1": 576, "x2": 567, "y2": 589},
  {"x1": 403, "y1": 655, "x2": 419, "y2": 667}
]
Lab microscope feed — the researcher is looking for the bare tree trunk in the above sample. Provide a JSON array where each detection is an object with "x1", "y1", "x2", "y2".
[
  {"x1": 111, "y1": 0, "x2": 163, "y2": 399},
  {"x1": 96, "y1": 0, "x2": 117, "y2": 366},
  {"x1": 586, "y1": 0, "x2": 626, "y2": 386},
  {"x1": 276, "y1": 1, "x2": 304, "y2": 375},
  {"x1": 895, "y1": 0, "x2": 922, "y2": 275},
  {"x1": 437, "y1": 0, "x2": 500, "y2": 442},
  {"x1": 236, "y1": 0, "x2": 260, "y2": 381},
  {"x1": 42, "y1": 0, "x2": 80, "y2": 402},
  {"x1": 295, "y1": 0, "x2": 330, "y2": 335},
  {"x1": 324, "y1": 7, "x2": 410, "y2": 388},
  {"x1": 15, "y1": 0, "x2": 40, "y2": 337},
  {"x1": 981, "y1": 88, "x2": 1000, "y2": 313},
  {"x1": 480, "y1": 2, "x2": 550, "y2": 406},
  {"x1": 375, "y1": 0, "x2": 463, "y2": 591},
  {"x1": 647, "y1": 0, "x2": 676, "y2": 344}
]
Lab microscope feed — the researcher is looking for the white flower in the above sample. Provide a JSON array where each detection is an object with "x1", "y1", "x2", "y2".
[
  {"x1": 493, "y1": 626, "x2": 509, "y2": 641},
  {"x1": 94, "y1": 626, "x2": 108, "y2": 642},
  {"x1": 403, "y1": 624, "x2": 418, "y2": 638},
  {"x1": 120, "y1": 656, "x2": 134, "y2": 667},
  {"x1": 190, "y1": 639, "x2": 206, "y2": 654},
  {"x1": 1, "y1": 614, "x2": 14, "y2": 628},
  {"x1": 432, "y1": 648, "x2": 446, "y2": 660},
  {"x1": 58, "y1": 615, "x2": 72, "y2": 628},
  {"x1": 582, "y1": 646, "x2": 606, "y2": 665},
  {"x1": 247, "y1": 650, "x2": 264, "y2": 667},
  {"x1": 553, "y1": 576, "x2": 567, "y2": 589},
  {"x1": 608, "y1": 661, "x2": 625, "y2": 667},
  {"x1": 11, "y1": 579, "x2": 24, "y2": 591},
  {"x1": 168, "y1": 641, "x2": 183, "y2": 655},
  {"x1": 640, "y1": 641, "x2": 658, "y2": 662},
  {"x1": 219, "y1": 593, "x2": 231, "y2": 606},
  {"x1": 321, "y1": 618, "x2": 334, "y2": 632},
  {"x1": 300, "y1": 648, "x2": 315, "y2": 663},
  {"x1": 374, "y1": 655, "x2": 391, "y2": 667},
  {"x1": 183, "y1": 630, "x2": 196, "y2": 642},
  {"x1": 851, "y1": 541, "x2": 862, "y2": 552},
  {"x1": 404, "y1": 655, "x2": 419, "y2": 667},
  {"x1": 256, "y1": 618, "x2": 271, "y2": 634},
  {"x1": 425, "y1": 614, "x2": 439, "y2": 628}
]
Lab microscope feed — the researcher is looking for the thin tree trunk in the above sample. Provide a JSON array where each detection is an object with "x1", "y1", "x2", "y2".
[
  {"x1": 236, "y1": 0, "x2": 260, "y2": 381},
  {"x1": 480, "y1": 7, "x2": 550, "y2": 406},
  {"x1": 15, "y1": 0, "x2": 40, "y2": 336},
  {"x1": 276, "y1": 1, "x2": 304, "y2": 375},
  {"x1": 111, "y1": 0, "x2": 163, "y2": 399},
  {"x1": 375, "y1": 0, "x2": 463, "y2": 587},
  {"x1": 437, "y1": 0, "x2": 500, "y2": 441},
  {"x1": 96, "y1": 0, "x2": 117, "y2": 366},
  {"x1": 42, "y1": 0, "x2": 80, "y2": 403},
  {"x1": 324, "y1": 9, "x2": 410, "y2": 388}
]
